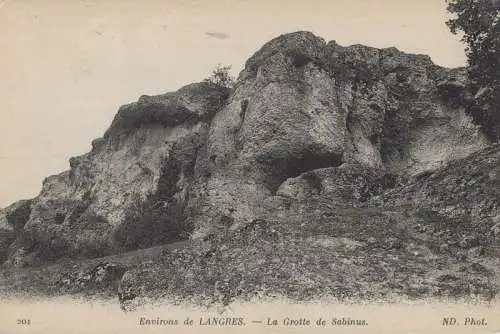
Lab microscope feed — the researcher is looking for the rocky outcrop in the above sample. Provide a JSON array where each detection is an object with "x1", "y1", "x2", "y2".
[
  {"x1": 276, "y1": 164, "x2": 380, "y2": 203},
  {"x1": 1, "y1": 31, "x2": 491, "y2": 268},
  {"x1": 185, "y1": 32, "x2": 488, "y2": 236},
  {"x1": 376, "y1": 144, "x2": 500, "y2": 234},
  {"x1": 0, "y1": 216, "x2": 14, "y2": 264},
  {"x1": 0, "y1": 200, "x2": 32, "y2": 264},
  {"x1": 4, "y1": 82, "x2": 229, "y2": 267}
]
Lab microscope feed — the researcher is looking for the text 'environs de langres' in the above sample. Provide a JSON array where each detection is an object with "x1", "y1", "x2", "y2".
[{"x1": 138, "y1": 316, "x2": 368, "y2": 327}]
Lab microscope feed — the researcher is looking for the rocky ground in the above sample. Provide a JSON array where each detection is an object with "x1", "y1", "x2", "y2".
[{"x1": 1, "y1": 145, "x2": 498, "y2": 310}]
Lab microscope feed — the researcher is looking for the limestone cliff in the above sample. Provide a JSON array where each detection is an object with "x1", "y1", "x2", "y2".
[
  {"x1": 0, "y1": 32, "x2": 491, "y2": 272},
  {"x1": 3, "y1": 82, "x2": 229, "y2": 266}
]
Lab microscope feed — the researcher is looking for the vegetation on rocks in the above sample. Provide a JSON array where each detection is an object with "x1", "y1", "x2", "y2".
[{"x1": 204, "y1": 64, "x2": 236, "y2": 89}]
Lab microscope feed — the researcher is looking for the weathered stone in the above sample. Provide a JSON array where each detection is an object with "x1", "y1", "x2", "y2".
[
  {"x1": 0, "y1": 214, "x2": 15, "y2": 264},
  {"x1": 0, "y1": 200, "x2": 32, "y2": 264},
  {"x1": 3, "y1": 84, "x2": 229, "y2": 267},
  {"x1": 58, "y1": 262, "x2": 128, "y2": 290},
  {"x1": 276, "y1": 164, "x2": 380, "y2": 202},
  {"x1": 467, "y1": 246, "x2": 485, "y2": 259},
  {"x1": 2, "y1": 31, "x2": 493, "y2": 269},
  {"x1": 459, "y1": 235, "x2": 480, "y2": 249},
  {"x1": 185, "y1": 32, "x2": 488, "y2": 239}
]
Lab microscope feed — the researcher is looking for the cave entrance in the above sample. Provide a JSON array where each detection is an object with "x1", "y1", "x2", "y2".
[{"x1": 258, "y1": 149, "x2": 343, "y2": 194}]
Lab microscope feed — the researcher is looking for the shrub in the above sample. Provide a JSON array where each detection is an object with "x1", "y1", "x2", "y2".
[
  {"x1": 204, "y1": 64, "x2": 236, "y2": 89},
  {"x1": 113, "y1": 193, "x2": 189, "y2": 252}
]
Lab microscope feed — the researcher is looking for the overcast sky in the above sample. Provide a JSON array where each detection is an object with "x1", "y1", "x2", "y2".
[{"x1": 0, "y1": 0, "x2": 467, "y2": 208}]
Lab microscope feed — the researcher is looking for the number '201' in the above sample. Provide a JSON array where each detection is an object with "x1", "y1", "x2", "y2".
[{"x1": 17, "y1": 319, "x2": 31, "y2": 325}]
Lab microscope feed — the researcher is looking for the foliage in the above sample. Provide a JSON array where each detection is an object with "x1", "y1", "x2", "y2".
[
  {"x1": 204, "y1": 64, "x2": 236, "y2": 89},
  {"x1": 113, "y1": 193, "x2": 188, "y2": 251},
  {"x1": 446, "y1": 0, "x2": 500, "y2": 141}
]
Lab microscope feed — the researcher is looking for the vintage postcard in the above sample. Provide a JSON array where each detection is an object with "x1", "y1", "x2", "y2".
[{"x1": 0, "y1": 0, "x2": 499, "y2": 333}]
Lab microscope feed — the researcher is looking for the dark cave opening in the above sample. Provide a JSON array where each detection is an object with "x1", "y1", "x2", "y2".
[{"x1": 258, "y1": 149, "x2": 343, "y2": 194}]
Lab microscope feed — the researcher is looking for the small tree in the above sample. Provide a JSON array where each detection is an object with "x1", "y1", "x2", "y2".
[
  {"x1": 204, "y1": 64, "x2": 235, "y2": 89},
  {"x1": 446, "y1": 0, "x2": 500, "y2": 142}
]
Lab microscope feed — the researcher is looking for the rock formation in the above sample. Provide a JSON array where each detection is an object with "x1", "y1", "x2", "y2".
[
  {"x1": 2, "y1": 82, "x2": 230, "y2": 267},
  {"x1": 0, "y1": 32, "x2": 497, "y2": 306}
]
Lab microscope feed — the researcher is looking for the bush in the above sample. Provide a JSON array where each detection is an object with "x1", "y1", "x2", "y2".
[
  {"x1": 113, "y1": 193, "x2": 189, "y2": 252},
  {"x1": 204, "y1": 64, "x2": 235, "y2": 89}
]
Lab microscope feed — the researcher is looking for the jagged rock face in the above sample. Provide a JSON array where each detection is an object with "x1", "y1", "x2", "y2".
[
  {"x1": 4, "y1": 82, "x2": 229, "y2": 267},
  {"x1": 0, "y1": 216, "x2": 14, "y2": 264},
  {"x1": 326, "y1": 39, "x2": 486, "y2": 174},
  {"x1": 377, "y1": 145, "x2": 500, "y2": 229},
  {"x1": 0, "y1": 200, "x2": 32, "y2": 264},
  {"x1": 1, "y1": 32, "x2": 490, "y2": 267},
  {"x1": 186, "y1": 32, "x2": 488, "y2": 235}
]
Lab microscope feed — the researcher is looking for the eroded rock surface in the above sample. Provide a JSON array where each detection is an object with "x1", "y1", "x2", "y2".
[
  {"x1": 4, "y1": 82, "x2": 229, "y2": 267},
  {"x1": 185, "y1": 32, "x2": 488, "y2": 237},
  {"x1": 0, "y1": 32, "x2": 492, "y2": 279},
  {"x1": 0, "y1": 200, "x2": 32, "y2": 264}
]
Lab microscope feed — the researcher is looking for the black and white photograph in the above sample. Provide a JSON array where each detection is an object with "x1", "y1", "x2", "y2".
[{"x1": 0, "y1": 0, "x2": 499, "y2": 332}]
